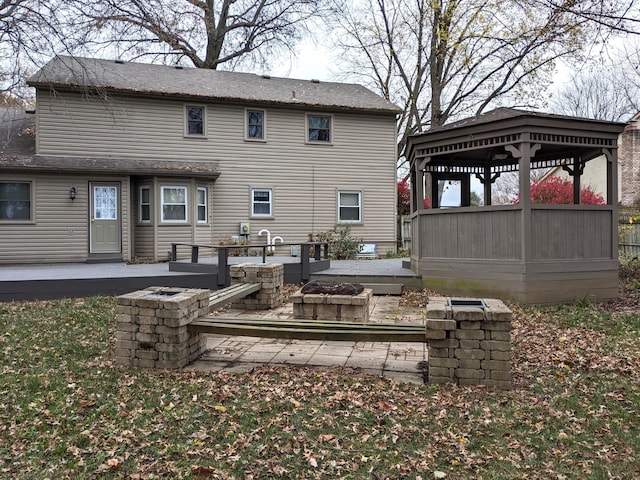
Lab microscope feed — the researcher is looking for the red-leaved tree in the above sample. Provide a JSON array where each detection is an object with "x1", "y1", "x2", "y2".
[
  {"x1": 397, "y1": 178, "x2": 411, "y2": 215},
  {"x1": 398, "y1": 178, "x2": 431, "y2": 214},
  {"x1": 513, "y1": 177, "x2": 606, "y2": 205}
]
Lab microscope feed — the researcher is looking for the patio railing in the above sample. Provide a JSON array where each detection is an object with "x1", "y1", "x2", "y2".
[{"x1": 170, "y1": 242, "x2": 329, "y2": 286}]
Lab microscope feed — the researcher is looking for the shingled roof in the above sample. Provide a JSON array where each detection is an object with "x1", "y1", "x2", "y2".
[{"x1": 28, "y1": 56, "x2": 401, "y2": 114}]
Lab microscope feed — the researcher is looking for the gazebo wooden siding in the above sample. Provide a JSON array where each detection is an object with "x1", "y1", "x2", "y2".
[{"x1": 407, "y1": 108, "x2": 626, "y2": 304}]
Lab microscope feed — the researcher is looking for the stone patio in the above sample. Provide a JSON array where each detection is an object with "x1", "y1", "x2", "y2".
[{"x1": 187, "y1": 295, "x2": 429, "y2": 384}]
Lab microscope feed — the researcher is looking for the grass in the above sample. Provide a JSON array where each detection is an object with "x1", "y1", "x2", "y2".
[{"x1": 1, "y1": 281, "x2": 639, "y2": 479}]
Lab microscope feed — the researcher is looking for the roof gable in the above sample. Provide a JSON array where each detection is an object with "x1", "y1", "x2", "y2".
[{"x1": 28, "y1": 56, "x2": 401, "y2": 114}]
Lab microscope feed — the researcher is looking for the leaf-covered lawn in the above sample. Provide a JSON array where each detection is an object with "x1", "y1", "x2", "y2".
[{"x1": 1, "y1": 282, "x2": 639, "y2": 479}]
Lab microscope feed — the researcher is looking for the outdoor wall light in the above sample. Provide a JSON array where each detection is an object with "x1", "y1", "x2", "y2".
[{"x1": 69, "y1": 187, "x2": 76, "y2": 201}]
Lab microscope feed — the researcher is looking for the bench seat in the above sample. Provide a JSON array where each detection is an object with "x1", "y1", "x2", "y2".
[
  {"x1": 189, "y1": 315, "x2": 426, "y2": 342},
  {"x1": 209, "y1": 283, "x2": 261, "y2": 311}
]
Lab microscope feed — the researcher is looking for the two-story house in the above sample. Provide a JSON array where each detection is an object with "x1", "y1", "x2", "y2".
[{"x1": 0, "y1": 56, "x2": 400, "y2": 264}]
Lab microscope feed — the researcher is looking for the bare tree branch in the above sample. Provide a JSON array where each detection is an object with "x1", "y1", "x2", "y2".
[{"x1": 71, "y1": 0, "x2": 334, "y2": 70}]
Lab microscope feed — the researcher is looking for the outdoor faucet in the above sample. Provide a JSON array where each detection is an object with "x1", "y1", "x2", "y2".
[
  {"x1": 258, "y1": 229, "x2": 271, "y2": 252},
  {"x1": 271, "y1": 236, "x2": 284, "y2": 254}
]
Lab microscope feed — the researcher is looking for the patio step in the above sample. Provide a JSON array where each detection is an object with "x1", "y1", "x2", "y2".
[{"x1": 361, "y1": 283, "x2": 403, "y2": 295}]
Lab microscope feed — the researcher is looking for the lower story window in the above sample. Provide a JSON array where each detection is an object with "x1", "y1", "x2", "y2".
[
  {"x1": 0, "y1": 182, "x2": 31, "y2": 221},
  {"x1": 139, "y1": 186, "x2": 151, "y2": 223},
  {"x1": 197, "y1": 187, "x2": 208, "y2": 223},
  {"x1": 252, "y1": 188, "x2": 272, "y2": 216},
  {"x1": 161, "y1": 186, "x2": 187, "y2": 222},
  {"x1": 338, "y1": 190, "x2": 361, "y2": 223}
]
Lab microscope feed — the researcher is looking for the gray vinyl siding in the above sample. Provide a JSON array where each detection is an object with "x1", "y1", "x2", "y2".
[
  {"x1": 0, "y1": 173, "x2": 129, "y2": 264},
  {"x1": 134, "y1": 226, "x2": 155, "y2": 259},
  {"x1": 36, "y1": 91, "x2": 397, "y2": 253}
]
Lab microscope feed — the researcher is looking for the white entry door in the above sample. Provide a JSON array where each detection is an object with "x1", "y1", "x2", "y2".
[{"x1": 90, "y1": 183, "x2": 121, "y2": 253}]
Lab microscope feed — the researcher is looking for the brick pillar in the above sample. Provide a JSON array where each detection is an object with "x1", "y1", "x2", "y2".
[
  {"x1": 425, "y1": 297, "x2": 512, "y2": 390},
  {"x1": 115, "y1": 287, "x2": 209, "y2": 369},
  {"x1": 619, "y1": 127, "x2": 640, "y2": 207},
  {"x1": 229, "y1": 263, "x2": 284, "y2": 310}
]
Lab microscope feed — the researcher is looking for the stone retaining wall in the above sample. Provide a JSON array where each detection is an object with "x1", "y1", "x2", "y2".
[
  {"x1": 115, "y1": 286, "x2": 209, "y2": 369},
  {"x1": 425, "y1": 297, "x2": 512, "y2": 390}
]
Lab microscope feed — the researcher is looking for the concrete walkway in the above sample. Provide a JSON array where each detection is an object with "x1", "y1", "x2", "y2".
[{"x1": 187, "y1": 295, "x2": 429, "y2": 384}]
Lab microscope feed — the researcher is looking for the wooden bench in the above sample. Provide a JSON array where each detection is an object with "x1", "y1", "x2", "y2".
[
  {"x1": 189, "y1": 316, "x2": 427, "y2": 342},
  {"x1": 208, "y1": 283, "x2": 261, "y2": 312}
]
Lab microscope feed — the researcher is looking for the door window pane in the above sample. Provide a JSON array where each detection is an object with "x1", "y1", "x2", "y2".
[{"x1": 94, "y1": 186, "x2": 117, "y2": 220}]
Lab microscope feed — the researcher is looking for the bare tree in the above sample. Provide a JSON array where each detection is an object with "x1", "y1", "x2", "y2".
[
  {"x1": 550, "y1": 68, "x2": 637, "y2": 122},
  {"x1": 69, "y1": 0, "x2": 335, "y2": 70},
  {"x1": 0, "y1": 1, "x2": 85, "y2": 98},
  {"x1": 331, "y1": 0, "x2": 634, "y2": 170},
  {"x1": 528, "y1": 0, "x2": 640, "y2": 35},
  {"x1": 491, "y1": 170, "x2": 550, "y2": 205}
]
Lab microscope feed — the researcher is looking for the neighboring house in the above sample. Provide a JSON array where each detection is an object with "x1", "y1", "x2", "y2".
[{"x1": 0, "y1": 56, "x2": 400, "y2": 264}]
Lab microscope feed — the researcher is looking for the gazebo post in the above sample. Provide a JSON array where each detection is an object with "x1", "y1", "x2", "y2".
[
  {"x1": 483, "y1": 166, "x2": 492, "y2": 206},
  {"x1": 605, "y1": 148, "x2": 619, "y2": 261},
  {"x1": 431, "y1": 173, "x2": 440, "y2": 209},
  {"x1": 573, "y1": 170, "x2": 581, "y2": 205},
  {"x1": 517, "y1": 142, "x2": 531, "y2": 264},
  {"x1": 461, "y1": 175, "x2": 471, "y2": 206}
]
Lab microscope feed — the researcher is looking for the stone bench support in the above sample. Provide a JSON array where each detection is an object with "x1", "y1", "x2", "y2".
[
  {"x1": 115, "y1": 286, "x2": 209, "y2": 369},
  {"x1": 229, "y1": 263, "x2": 284, "y2": 310},
  {"x1": 426, "y1": 297, "x2": 512, "y2": 390}
]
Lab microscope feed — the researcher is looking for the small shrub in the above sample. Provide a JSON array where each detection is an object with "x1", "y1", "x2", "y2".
[
  {"x1": 218, "y1": 236, "x2": 250, "y2": 256},
  {"x1": 315, "y1": 224, "x2": 362, "y2": 260},
  {"x1": 385, "y1": 247, "x2": 410, "y2": 258},
  {"x1": 620, "y1": 253, "x2": 640, "y2": 280}
]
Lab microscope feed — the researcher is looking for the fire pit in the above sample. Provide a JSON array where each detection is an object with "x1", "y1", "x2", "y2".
[{"x1": 291, "y1": 281, "x2": 372, "y2": 322}]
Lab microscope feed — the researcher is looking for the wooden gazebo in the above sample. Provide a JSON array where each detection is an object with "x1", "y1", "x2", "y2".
[{"x1": 406, "y1": 108, "x2": 626, "y2": 303}]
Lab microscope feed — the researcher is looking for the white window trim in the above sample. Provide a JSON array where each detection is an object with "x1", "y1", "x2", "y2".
[
  {"x1": 161, "y1": 185, "x2": 188, "y2": 223},
  {"x1": 138, "y1": 185, "x2": 151, "y2": 224},
  {"x1": 251, "y1": 188, "x2": 273, "y2": 218},
  {"x1": 0, "y1": 180, "x2": 34, "y2": 223},
  {"x1": 305, "y1": 113, "x2": 333, "y2": 144},
  {"x1": 245, "y1": 108, "x2": 267, "y2": 142},
  {"x1": 184, "y1": 104, "x2": 207, "y2": 138},
  {"x1": 196, "y1": 186, "x2": 208, "y2": 224},
  {"x1": 337, "y1": 190, "x2": 362, "y2": 224}
]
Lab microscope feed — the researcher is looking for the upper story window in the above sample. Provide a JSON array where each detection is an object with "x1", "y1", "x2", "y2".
[
  {"x1": 185, "y1": 105, "x2": 206, "y2": 136},
  {"x1": 251, "y1": 188, "x2": 272, "y2": 217},
  {"x1": 197, "y1": 187, "x2": 208, "y2": 223},
  {"x1": 307, "y1": 114, "x2": 332, "y2": 143},
  {"x1": 338, "y1": 190, "x2": 361, "y2": 223},
  {"x1": 139, "y1": 186, "x2": 151, "y2": 223},
  {"x1": 246, "y1": 109, "x2": 266, "y2": 141},
  {"x1": 161, "y1": 186, "x2": 187, "y2": 222},
  {"x1": 0, "y1": 182, "x2": 31, "y2": 221}
]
